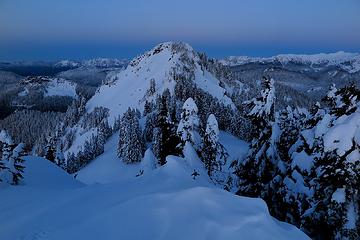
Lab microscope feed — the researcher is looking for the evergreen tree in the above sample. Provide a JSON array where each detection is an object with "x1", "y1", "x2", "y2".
[
  {"x1": 98, "y1": 118, "x2": 112, "y2": 140},
  {"x1": 301, "y1": 84, "x2": 360, "y2": 239},
  {"x1": 152, "y1": 93, "x2": 180, "y2": 165},
  {"x1": 0, "y1": 130, "x2": 26, "y2": 185},
  {"x1": 56, "y1": 148, "x2": 66, "y2": 170},
  {"x1": 278, "y1": 84, "x2": 360, "y2": 239},
  {"x1": 0, "y1": 130, "x2": 14, "y2": 184},
  {"x1": 176, "y1": 98, "x2": 201, "y2": 151},
  {"x1": 201, "y1": 114, "x2": 227, "y2": 177},
  {"x1": 325, "y1": 83, "x2": 360, "y2": 117},
  {"x1": 144, "y1": 112, "x2": 157, "y2": 142},
  {"x1": 78, "y1": 96, "x2": 87, "y2": 117},
  {"x1": 113, "y1": 115, "x2": 122, "y2": 132},
  {"x1": 236, "y1": 77, "x2": 280, "y2": 203},
  {"x1": 273, "y1": 106, "x2": 310, "y2": 224},
  {"x1": 8, "y1": 143, "x2": 26, "y2": 185},
  {"x1": 44, "y1": 136, "x2": 56, "y2": 163},
  {"x1": 148, "y1": 78, "x2": 156, "y2": 95},
  {"x1": 66, "y1": 152, "x2": 77, "y2": 174},
  {"x1": 117, "y1": 108, "x2": 145, "y2": 164},
  {"x1": 143, "y1": 100, "x2": 154, "y2": 117}
]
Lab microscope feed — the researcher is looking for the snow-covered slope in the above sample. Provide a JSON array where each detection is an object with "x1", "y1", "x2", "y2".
[
  {"x1": 21, "y1": 156, "x2": 84, "y2": 189},
  {"x1": 0, "y1": 153, "x2": 308, "y2": 240},
  {"x1": 18, "y1": 76, "x2": 78, "y2": 98},
  {"x1": 87, "y1": 42, "x2": 234, "y2": 125},
  {"x1": 75, "y1": 130, "x2": 248, "y2": 185},
  {"x1": 221, "y1": 51, "x2": 360, "y2": 73},
  {"x1": 44, "y1": 78, "x2": 77, "y2": 97}
]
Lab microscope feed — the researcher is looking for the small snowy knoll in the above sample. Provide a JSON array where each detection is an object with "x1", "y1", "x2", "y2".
[
  {"x1": 18, "y1": 76, "x2": 78, "y2": 99},
  {"x1": 23, "y1": 156, "x2": 84, "y2": 189},
  {"x1": 76, "y1": 130, "x2": 248, "y2": 185},
  {"x1": 44, "y1": 78, "x2": 77, "y2": 98}
]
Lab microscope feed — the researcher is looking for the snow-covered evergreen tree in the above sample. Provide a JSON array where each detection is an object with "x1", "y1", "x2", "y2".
[
  {"x1": 52, "y1": 127, "x2": 66, "y2": 170},
  {"x1": 201, "y1": 114, "x2": 227, "y2": 177},
  {"x1": 144, "y1": 112, "x2": 156, "y2": 142},
  {"x1": 55, "y1": 148, "x2": 66, "y2": 170},
  {"x1": 98, "y1": 118, "x2": 112, "y2": 140},
  {"x1": 176, "y1": 98, "x2": 201, "y2": 150},
  {"x1": 301, "y1": 84, "x2": 360, "y2": 239},
  {"x1": 117, "y1": 108, "x2": 145, "y2": 164},
  {"x1": 143, "y1": 100, "x2": 155, "y2": 117},
  {"x1": 152, "y1": 93, "x2": 180, "y2": 165},
  {"x1": 236, "y1": 77, "x2": 281, "y2": 203},
  {"x1": 63, "y1": 97, "x2": 86, "y2": 128},
  {"x1": 277, "y1": 84, "x2": 360, "y2": 239},
  {"x1": 272, "y1": 106, "x2": 311, "y2": 224},
  {"x1": 0, "y1": 130, "x2": 13, "y2": 184},
  {"x1": 66, "y1": 152, "x2": 77, "y2": 174},
  {"x1": 325, "y1": 83, "x2": 359, "y2": 117},
  {"x1": 0, "y1": 130, "x2": 26, "y2": 185},
  {"x1": 44, "y1": 136, "x2": 56, "y2": 163},
  {"x1": 8, "y1": 143, "x2": 26, "y2": 185},
  {"x1": 148, "y1": 78, "x2": 156, "y2": 96}
]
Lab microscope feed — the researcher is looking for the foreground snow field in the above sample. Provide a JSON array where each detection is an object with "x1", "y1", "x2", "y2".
[{"x1": 0, "y1": 154, "x2": 309, "y2": 240}]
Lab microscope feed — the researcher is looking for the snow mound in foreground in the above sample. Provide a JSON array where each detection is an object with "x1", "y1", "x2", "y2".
[
  {"x1": 0, "y1": 148, "x2": 308, "y2": 239},
  {"x1": 0, "y1": 157, "x2": 308, "y2": 240},
  {"x1": 76, "y1": 131, "x2": 248, "y2": 185},
  {"x1": 22, "y1": 156, "x2": 84, "y2": 189}
]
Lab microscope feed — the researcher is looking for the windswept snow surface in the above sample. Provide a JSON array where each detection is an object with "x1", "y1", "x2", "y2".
[
  {"x1": 0, "y1": 140, "x2": 308, "y2": 239},
  {"x1": 18, "y1": 77, "x2": 78, "y2": 99},
  {"x1": 21, "y1": 156, "x2": 84, "y2": 189},
  {"x1": 219, "y1": 131, "x2": 249, "y2": 164},
  {"x1": 324, "y1": 111, "x2": 360, "y2": 157},
  {"x1": 331, "y1": 188, "x2": 346, "y2": 203},
  {"x1": 44, "y1": 78, "x2": 77, "y2": 98},
  {"x1": 76, "y1": 130, "x2": 248, "y2": 185}
]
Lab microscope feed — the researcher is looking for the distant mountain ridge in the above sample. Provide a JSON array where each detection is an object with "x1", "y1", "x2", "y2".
[
  {"x1": 1, "y1": 58, "x2": 128, "y2": 68},
  {"x1": 55, "y1": 58, "x2": 129, "y2": 68},
  {"x1": 220, "y1": 51, "x2": 360, "y2": 73}
]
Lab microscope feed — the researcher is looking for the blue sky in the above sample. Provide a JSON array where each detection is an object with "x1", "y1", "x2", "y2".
[{"x1": 1, "y1": 0, "x2": 359, "y2": 60}]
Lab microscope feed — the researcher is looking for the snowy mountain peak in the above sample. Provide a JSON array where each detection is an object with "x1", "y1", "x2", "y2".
[
  {"x1": 64, "y1": 42, "x2": 235, "y2": 156},
  {"x1": 129, "y1": 41, "x2": 196, "y2": 67},
  {"x1": 86, "y1": 42, "x2": 234, "y2": 125}
]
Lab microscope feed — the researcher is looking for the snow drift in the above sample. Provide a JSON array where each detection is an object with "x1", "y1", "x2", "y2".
[{"x1": 0, "y1": 155, "x2": 308, "y2": 240}]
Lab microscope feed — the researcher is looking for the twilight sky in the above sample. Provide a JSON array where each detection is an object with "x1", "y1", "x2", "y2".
[{"x1": 1, "y1": 0, "x2": 360, "y2": 61}]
